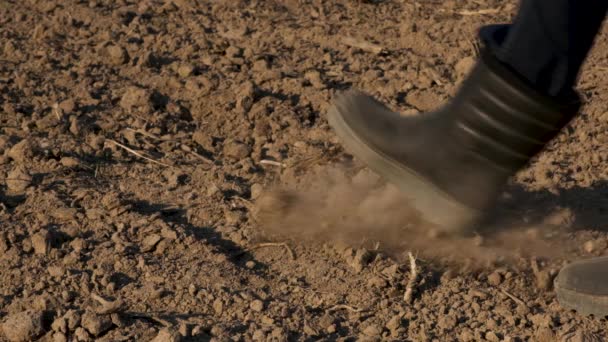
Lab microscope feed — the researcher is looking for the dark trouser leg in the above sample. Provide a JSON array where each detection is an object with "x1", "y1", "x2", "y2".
[{"x1": 479, "y1": 0, "x2": 608, "y2": 97}]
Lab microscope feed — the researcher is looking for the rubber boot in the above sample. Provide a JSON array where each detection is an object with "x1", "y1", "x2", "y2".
[
  {"x1": 327, "y1": 50, "x2": 580, "y2": 233},
  {"x1": 555, "y1": 257, "x2": 608, "y2": 317}
]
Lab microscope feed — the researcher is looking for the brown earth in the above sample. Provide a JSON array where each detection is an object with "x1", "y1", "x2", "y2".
[{"x1": 2, "y1": 0, "x2": 608, "y2": 341}]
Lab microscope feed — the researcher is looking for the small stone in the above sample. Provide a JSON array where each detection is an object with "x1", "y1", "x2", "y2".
[
  {"x1": 7, "y1": 139, "x2": 34, "y2": 164},
  {"x1": 6, "y1": 166, "x2": 32, "y2": 193},
  {"x1": 73, "y1": 327, "x2": 90, "y2": 341},
  {"x1": 487, "y1": 272, "x2": 503, "y2": 286},
  {"x1": 326, "y1": 324, "x2": 336, "y2": 334},
  {"x1": 304, "y1": 70, "x2": 325, "y2": 89},
  {"x1": 192, "y1": 131, "x2": 214, "y2": 151},
  {"x1": 583, "y1": 239, "x2": 607, "y2": 253},
  {"x1": 362, "y1": 324, "x2": 382, "y2": 337},
  {"x1": 485, "y1": 331, "x2": 501, "y2": 342},
  {"x1": 223, "y1": 140, "x2": 251, "y2": 160},
  {"x1": 31, "y1": 231, "x2": 51, "y2": 255},
  {"x1": 187, "y1": 284, "x2": 197, "y2": 296},
  {"x1": 250, "y1": 183, "x2": 263, "y2": 199},
  {"x1": 141, "y1": 234, "x2": 162, "y2": 252},
  {"x1": 225, "y1": 46, "x2": 242, "y2": 58},
  {"x1": 178, "y1": 323, "x2": 190, "y2": 337},
  {"x1": 252, "y1": 329, "x2": 265, "y2": 341},
  {"x1": 51, "y1": 317, "x2": 67, "y2": 334},
  {"x1": 367, "y1": 276, "x2": 388, "y2": 288},
  {"x1": 53, "y1": 332, "x2": 68, "y2": 342},
  {"x1": 349, "y1": 248, "x2": 372, "y2": 273},
  {"x1": 151, "y1": 328, "x2": 182, "y2": 342},
  {"x1": 60, "y1": 157, "x2": 80, "y2": 168},
  {"x1": 213, "y1": 299, "x2": 223, "y2": 315},
  {"x1": 250, "y1": 299, "x2": 264, "y2": 312},
  {"x1": 1, "y1": 310, "x2": 45, "y2": 342},
  {"x1": 58, "y1": 99, "x2": 76, "y2": 114},
  {"x1": 107, "y1": 45, "x2": 128, "y2": 65},
  {"x1": 535, "y1": 327, "x2": 556, "y2": 342},
  {"x1": 48, "y1": 265, "x2": 65, "y2": 278},
  {"x1": 386, "y1": 314, "x2": 403, "y2": 332},
  {"x1": 583, "y1": 240, "x2": 597, "y2": 253},
  {"x1": 51, "y1": 207, "x2": 77, "y2": 221},
  {"x1": 177, "y1": 64, "x2": 195, "y2": 78},
  {"x1": 245, "y1": 261, "x2": 256, "y2": 269},
  {"x1": 64, "y1": 310, "x2": 81, "y2": 330},
  {"x1": 437, "y1": 315, "x2": 457, "y2": 331},
  {"x1": 119, "y1": 86, "x2": 151, "y2": 112},
  {"x1": 534, "y1": 270, "x2": 554, "y2": 291},
  {"x1": 191, "y1": 325, "x2": 204, "y2": 336},
  {"x1": 81, "y1": 311, "x2": 113, "y2": 336}
]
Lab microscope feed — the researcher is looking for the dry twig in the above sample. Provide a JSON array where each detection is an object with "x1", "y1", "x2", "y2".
[
  {"x1": 109, "y1": 139, "x2": 173, "y2": 167},
  {"x1": 91, "y1": 293, "x2": 125, "y2": 314},
  {"x1": 260, "y1": 160, "x2": 285, "y2": 167},
  {"x1": 457, "y1": 8, "x2": 500, "y2": 16},
  {"x1": 403, "y1": 252, "x2": 419, "y2": 303},
  {"x1": 341, "y1": 36, "x2": 384, "y2": 54},
  {"x1": 500, "y1": 289, "x2": 527, "y2": 307}
]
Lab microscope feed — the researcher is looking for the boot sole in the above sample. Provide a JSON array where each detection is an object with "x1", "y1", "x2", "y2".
[
  {"x1": 327, "y1": 93, "x2": 480, "y2": 232},
  {"x1": 555, "y1": 283, "x2": 608, "y2": 318}
]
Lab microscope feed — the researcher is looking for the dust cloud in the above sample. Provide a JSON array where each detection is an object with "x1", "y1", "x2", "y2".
[{"x1": 255, "y1": 165, "x2": 578, "y2": 268}]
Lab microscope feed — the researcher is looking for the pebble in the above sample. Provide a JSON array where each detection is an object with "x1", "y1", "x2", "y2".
[
  {"x1": 349, "y1": 248, "x2": 373, "y2": 273},
  {"x1": 53, "y1": 332, "x2": 68, "y2": 342},
  {"x1": 81, "y1": 311, "x2": 113, "y2": 336},
  {"x1": 73, "y1": 327, "x2": 90, "y2": 341},
  {"x1": 485, "y1": 331, "x2": 500, "y2": 342},
  {"x1": 31, "y1": 231, "x2": 51, "y2": 255},
  {"x1": 177, "y1": 64, "x2": 195, "y2": 78},
  {"x1": 106, "y1": 44, "x2": 128, "y2": 65},
  {"x1": 487, "y1": 272, "x2": 503, "y2": 286},
  {"x1": 6, "y1": 166, "x2": 32, "y2": 193},
  {"x1": 304, "y1": 70, "x2": 325, "y2": 89},
  {"x1": 386, "y1": 314, "x2": 403, "y2": 332},
  {"x1": 250, "y1": 183, "x2": 263, "y2": 199},
  {"x1": 213, "y1": 299, "x2": 223, "y2": 314},
  {"x1": 250, "y1": 299, "x2": 264, "y2": 312},
  {"x1": 583, "y1": 239, "x2": 607, "y2": 253},
  {"x1": 7, "y1": 139, "x2": 34, "y2": 164},
  {"x1": 119, "y1": 86, "x2": 151, "y2": 111},
  {"x1": 223, "y1": 140, "x2": 251, "y2": 159},
  {"x1": 362, "y1": 324, "x2": 382, "y2": 337},
  {"x1": 1, "y1": 310, "x2": 45, "y2": 342},
  {"x1": 141, "y1": 234, "x2": 162, "y2": 252},
  {"x1": 151, "y1": 328, "x2": 182, "y2": 342},
  {"x1": 60, "y1": 157, "x2": 80, "y2": 168}
]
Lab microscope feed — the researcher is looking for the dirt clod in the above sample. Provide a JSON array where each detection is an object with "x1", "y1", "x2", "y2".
[
  {"x1": 6, "y1": 166, "x2": 32, "y2": 193},
  {"x1": 151, "y1": 328, "x2": 182, "y2": 342},
  {"x1": 1, "y1": 310, "x2": 45, "y2": 342},
  {"x1": 31, "y1": 231, "x2": 51, "y2": 255},
  {"x1": 2, "y1": 0, "x2": 608, "y2": 340},
  {"x1": 487, "y1": 272, "x2": 503, "y2": 286},
  {"x1": 81, "y1": 311, "x2": 113, "y2": 336},
  {"x1": 107, "y1": 45, "x2": 128, "y2": 65},
  {"x1": 250, "y1": 299, "x2": 264, "y2": 312}
]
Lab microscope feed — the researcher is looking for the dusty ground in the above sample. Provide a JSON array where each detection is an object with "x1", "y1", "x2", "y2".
[{"x1": 2, "y1": 0, "x2": 608, "y2": 341}]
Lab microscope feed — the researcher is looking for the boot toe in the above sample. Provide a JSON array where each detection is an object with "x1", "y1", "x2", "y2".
[{"x1": 555, "y1": 257, "x2": 608, "y2": 317}]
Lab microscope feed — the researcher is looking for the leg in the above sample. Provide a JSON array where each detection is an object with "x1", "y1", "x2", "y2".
[
  {"x1": 480, "y1": 0, "x2": 608, "y2": 97},
  {"x1": 328, "y1": 1, "x2": 608, "y2": 316}
]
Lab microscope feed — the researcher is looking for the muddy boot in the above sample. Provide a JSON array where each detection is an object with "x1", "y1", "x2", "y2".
[
  {"x1": 555, "y1": 257, "x2": 608, "y2": 317},
  {"x1": 328, "y1": 50, "x2": 580, "y2": 233}
]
